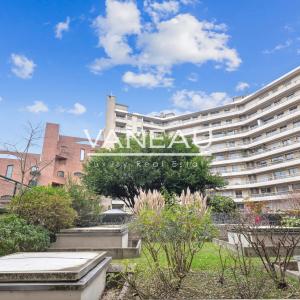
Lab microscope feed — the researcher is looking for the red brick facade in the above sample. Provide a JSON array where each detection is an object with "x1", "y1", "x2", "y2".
[{"x1": 0, "y1": 123, "x2": 101, "y2": 199}]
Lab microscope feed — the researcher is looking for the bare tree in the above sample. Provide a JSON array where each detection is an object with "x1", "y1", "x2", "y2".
[
  {"x1": 233, "y1": 213, "x2": 300, "y2": 289},
  {"x1": 227, "y1": 234, "x2": 267, "y2": 298},
  {"x1": 3, "y1": 122, "x2": 53, "y2": 195}
]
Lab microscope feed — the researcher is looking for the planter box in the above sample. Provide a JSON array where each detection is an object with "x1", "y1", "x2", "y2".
[
  {"x1": 50, "y1": 225, "x2": 142, "y2": 259},
  {"x1": 228, "y1": 227, "x2": 300, "y2": 247},
  {"x1": 0, "y1": 251, "x2": 111, "y2": 300},
  {"x1": 52, "y1": 225, "x2": 129, "y2": 249},
  {"x1": 49, "y1": 239, "x2": 142, "y2": 259}
]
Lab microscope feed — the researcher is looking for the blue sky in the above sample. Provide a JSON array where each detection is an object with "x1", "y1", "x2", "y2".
[{"x1": 1, "y1": 0, "x2": 300, "y2": 150}]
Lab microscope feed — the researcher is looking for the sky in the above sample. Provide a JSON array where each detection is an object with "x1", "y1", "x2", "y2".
[{"x1": 1, "y1": 0, "x2": 300, "y2": 151}]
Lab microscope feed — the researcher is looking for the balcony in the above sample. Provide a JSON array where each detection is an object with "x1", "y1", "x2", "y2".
[{"x1": 56, "y1": 147, "x2": 70, "y2": 160}]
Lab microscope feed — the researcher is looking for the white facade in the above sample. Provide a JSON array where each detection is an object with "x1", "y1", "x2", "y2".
[{"x1": 104, "y1": 66, "x2": 300, "y2": 210}]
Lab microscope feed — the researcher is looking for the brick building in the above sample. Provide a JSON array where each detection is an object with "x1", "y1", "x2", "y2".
[{"x1": 0, "y1": 123, "x2": 101, "y2": 199}]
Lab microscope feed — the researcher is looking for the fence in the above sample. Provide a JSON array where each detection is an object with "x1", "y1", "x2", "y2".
[
  {"x1": 211, "y1": 212, "x2": 283, "y2": 226},
  {"x1": 0, "y1": 175, "x2": 28, "y2": 208}
]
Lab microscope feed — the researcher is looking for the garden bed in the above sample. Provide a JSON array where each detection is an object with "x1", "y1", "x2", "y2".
[{"x1": 103, "y1": 243, "x2": 300, "y2": 299}]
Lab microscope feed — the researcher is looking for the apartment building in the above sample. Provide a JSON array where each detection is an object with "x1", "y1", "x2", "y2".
[
  {"x1": 104, "y1": 66, "x2": 300, "y2": 210},
  {"x1": 0, "y1": 123, "x2": 101, "y2": 199}
]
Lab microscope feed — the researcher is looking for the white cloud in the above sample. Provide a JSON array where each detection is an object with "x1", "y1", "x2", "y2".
[
  {"x1": 90, "y1": 0, "x2": 141, "y2": 72},
  {"x1": 171, "y1": 89, "x2": 232, "y2": 111},
  {"x1": 0, "y1": 96, "x2": 3, "y2": 102},
  {"x1": 236, "y1": 81, "x2": 249, "y2": 91},
  {"x1": 187, "y1": 72, "x2": 198, "y2": 82},
  {"x1": 263, "y1": 40, "x2": 292, "y2": 54},
  {"x1": 144, "y1": 0, "x2": 180, "y2": 23},
  {"x1": 55, "y1": 17, "x2": 71, "y2": 39},
  {"x1": 10, "y1": 54, "x2": 36, "y2": 79},
  {"x1": 138, "y1": 14, "x2": 240, "y2": 71},
  {"x1": 68, "y1": 102, "x2": 87, "y2": 115},
  {"x1": 26, "y1": 101, "x2": 49, "y2": 113},
  {"x1": 283, "y1": 25, "x2": 294, "y2": 33},
  {"x1": 122, "y1": 70, "x2": 173, "y2": 88},
  {"x1": 90, "y1": 0, "x2": 241, "y2": 83}
]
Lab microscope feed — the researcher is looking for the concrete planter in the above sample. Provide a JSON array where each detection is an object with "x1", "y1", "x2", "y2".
[
  {"x1": 213, "y1": 226, "x2": 300, "y2": 257},
  {"x1": 52, "y1": 225, "x2": 129, "y2": 248},
  {"x1": 0, "y1": 251, "x2": 111, "y2": 300},
  {"x1": 228, "y1": 227, "x2": 300, "y2": 247},
  {"x1": 50, "y1": 225, "x2": 142, "y2": 259}
]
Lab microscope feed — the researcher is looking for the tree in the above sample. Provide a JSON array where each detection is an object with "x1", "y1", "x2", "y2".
[
  {"x1": 9, "y1": 186, "x2": 77, "y2": 234},
  {"x1": 65, "y1": 177, "x2": 102, "y2": 227},
  {"x1": 209, "y1": 195, "x2": 237, "y2": 213},
  {"x1": 84, "y1": 134, "x2": 224, "y2": 208},
  {"x1": 3, "y1": 122, "x2": 53, "y2": 194}
]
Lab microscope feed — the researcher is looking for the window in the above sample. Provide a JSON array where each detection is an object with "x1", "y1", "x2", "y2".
[
  {"x1": 293, "y1": 183, "x2": 300, "y2": 190},
  {"x1": 211, "y1": 110, "x2": 219, "y2": 115},
  {"x1": 289, "y1": 168, "x2": 299, "y2": 175},
  {"x1": 277, "y1": 111, "x2": 284, "y2": 118},
  {"x1": 282, "y1": 139, "x2": 292, "y2": 146},
  {"x1": 266, "y1": 129, "x2": 277, "y2": 137},
  {"x1": 274, "y1": 170, "x2": 288, "y2": 179},
  {"x1": 5, "y1": 165, "x2": 13, "y2": 178},
  {"x1": 80, "y1": 149, "x2": 85, "y2": 161},
  {"x1": 257, "y1": 160, "x2": 267, "y2": 167},
  {"x1": 235, "y1": 191, "x2": 243, "y2": 198},
  {"x1": 280, "y1": 125, "x2": 287, "y2": 132},
  {"x1": 272, "y1": 156, "x2": 284, "y2": 163},
  {"x1": 74, "y1": 172, "x2": 83, "y2": 177},
  {"x1": 57, "y1": 171, "x2": 65, "y2": 178},
  {"x1": 261, "y1": 187, "x2": 271, "y2": 194},
  {"x1": 277, "y1": 185, "x2": 289, "y2": 192},
  {"x1": 293, "y1": 120, "x2": 300, "y2": 127}
]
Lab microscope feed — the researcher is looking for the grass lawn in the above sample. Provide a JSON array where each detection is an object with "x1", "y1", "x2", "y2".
[
  {"x1": 114, "y1": 242, "x2": 235, "y2": 270},
  {"x1": 108, "y1": 242, "x2": 300, "y2": 299}
]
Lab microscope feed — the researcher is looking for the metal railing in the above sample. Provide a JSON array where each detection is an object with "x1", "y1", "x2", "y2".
[{"x1": 0, "y1": 175, "x2": 29, "y2": 207}]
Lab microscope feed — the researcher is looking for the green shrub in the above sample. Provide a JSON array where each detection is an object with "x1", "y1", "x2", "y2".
[
  {"x1": 209, "y1": 195, "x2": 237, "y2": 213},
  {"x1": 132, "y1": 190, "x2": 216, "y2": 295},
  {"x1": 65, "y1": 181, "x2": 102, "y2": 227},
  {"x1": 9, "y1": 186, "x2": 77, "y2": 233},
  {"x1": 0, "y1": 214, "x2": 50, "y2": 256},
  {"x1": 281, "y1": 216, "x2": 300, "y2": 227}
]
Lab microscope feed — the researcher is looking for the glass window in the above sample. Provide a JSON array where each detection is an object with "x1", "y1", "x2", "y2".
[
  {"x1": 74, "y1": 172, "x2": 83, "y2": 177},
  {"x1": 277, "y1": 185, "x2": 289, "y2": 192},
  {"x1": 289, "y1": 168, "x2": 299, "y2": 175},
  {"x1": 80, "y1": 149, "x2": 85, "y2": 161},
  {"x1": 5, "y1": 165, "x2": 13, "y2": 178},
  {"x1": 235, "y1": 191, "x2": 242, "y2": 198},
  {"x1": 274, "y1": 170, "x2": 288, "y2": 179},
  {"x1": 261, "y1": 187, "x2": 271, "y2": 194},
  {"x1": 57, "y1": 171, "x2": 65, "y2": 178}
]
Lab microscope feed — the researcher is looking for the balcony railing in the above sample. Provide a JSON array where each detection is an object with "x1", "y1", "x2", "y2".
[{"x1": 228, "y1": 172, "x2": 300, "y2": 186}]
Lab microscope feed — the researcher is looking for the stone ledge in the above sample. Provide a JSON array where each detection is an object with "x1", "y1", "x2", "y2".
[
  {"x1": 0, "y1": 257, "x2": 111, "y2": 291},
  {"x1": 0, "y1": 252, "x2": 107, "y2": 283}
]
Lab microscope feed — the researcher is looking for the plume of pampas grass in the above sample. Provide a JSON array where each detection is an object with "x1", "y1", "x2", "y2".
[{"x1": 134, "y1": 189, "x2": 165, "y2": 215}]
